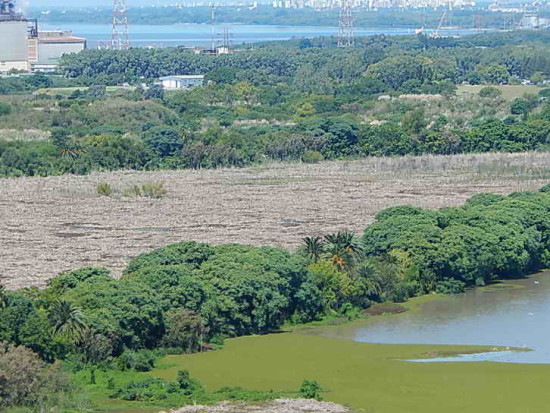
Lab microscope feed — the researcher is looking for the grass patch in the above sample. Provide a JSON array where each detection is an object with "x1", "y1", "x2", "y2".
[
  {"x1": 122, "y1": 182, "x2": 168, "y2": 199},
  {"x1": 457, "y1": 84, "x2": 541, "y2": 101},
  {"x1": 34, "y1": 86, "x2": 136, "y2": 96},
  {"x1": 97, "y1": 182, "x2": 113, "y2": 197},
  {"x1": 150, "y1": 333, "x2": 550, "y2": 413}
]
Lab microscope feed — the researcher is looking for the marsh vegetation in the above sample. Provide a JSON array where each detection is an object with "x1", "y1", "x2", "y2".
[{"x1": 1, "y1": 152, "x2": 549, "y2": 289}]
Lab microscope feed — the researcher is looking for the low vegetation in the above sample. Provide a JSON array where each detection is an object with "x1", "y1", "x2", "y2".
[
  {"x1": 96, "y1": 182, "x2": 112, "y2": 196},
  {"x1": 121, "y1": 182, "x2": 168, "y2": 198}
]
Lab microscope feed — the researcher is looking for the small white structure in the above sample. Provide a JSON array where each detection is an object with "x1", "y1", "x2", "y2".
[{"x1": 159, "y1": 75, "x2": 205, "y2": 90}]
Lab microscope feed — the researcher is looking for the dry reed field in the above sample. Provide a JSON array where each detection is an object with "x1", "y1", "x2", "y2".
[{"x1": 1, "y1": 152, "x2": 550, "y2": 289}]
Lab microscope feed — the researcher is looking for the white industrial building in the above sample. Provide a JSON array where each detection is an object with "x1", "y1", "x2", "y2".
[
  {"x1": 30, "y1": 31, "x2": 86, "y2": 72},
  {"x1": 0, "y1": 0, "x2": 85, "y2": 74},
  {"x1": 0, "y1": 18, "x2": 30, "y2": 72},
  {"x1": 159, "y1": 75, "x2": 205, "y2": 89}
]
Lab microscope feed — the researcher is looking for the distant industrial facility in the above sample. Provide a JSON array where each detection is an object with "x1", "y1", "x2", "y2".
[
  {"x1": 0, "y1": 0, "x2": 85, "y2": 74},
  {"x1": 159, "y1": 75, "x2": 205, "y2": 89}
]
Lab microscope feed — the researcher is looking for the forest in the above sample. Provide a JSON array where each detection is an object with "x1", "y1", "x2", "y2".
[
  {"x1": 2, "y1": 185, "x2": 550, "y2": 410},
  {"x1": 29, "y1": 6, "x2": 522, "y2": 29},
  {"x1": 2, "y1": 31, "x2": 550, "y2": 177}
]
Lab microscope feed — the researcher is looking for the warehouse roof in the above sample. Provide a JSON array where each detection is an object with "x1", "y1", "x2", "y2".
[{"x1": 38, "y1": 36, "x2": 86, "y2": 44}]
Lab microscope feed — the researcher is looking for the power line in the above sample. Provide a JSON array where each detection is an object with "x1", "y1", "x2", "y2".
[
  {"x1": 112, "y1": 0, "x2": 130, "y2": 50},
  {"x1": 337, "y1": 0, "x2": 354, "y2": 48}
]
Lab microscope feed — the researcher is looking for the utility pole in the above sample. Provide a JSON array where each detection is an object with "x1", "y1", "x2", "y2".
[
  {"x1": 210, "y1": 3, "x2": 216, "y2": 51},
  {"x1": 112, "y1": 0, "x2": 130, "y2": 50},
  {"x1": 337, "y1": 0, "x2": 354, "y2": 48}
]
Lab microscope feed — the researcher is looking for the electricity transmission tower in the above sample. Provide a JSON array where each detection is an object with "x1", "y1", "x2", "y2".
[
  {"x1": 220, "y1": 27, "x2": 231, "y2": 49},
  {"x1": 112, "y1": 0, "x2": 130, "y2": 50},
  {"x1": 337, "y1": 0, "x2": 354, "y2": 48}
]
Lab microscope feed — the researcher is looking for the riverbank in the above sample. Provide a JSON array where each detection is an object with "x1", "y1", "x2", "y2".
[
  {"x1": 288, "y1": 293, "x2": 447, "y2": 333},
  {"x1": 74, "y1": 279, "x2": 545, "y2": 413}
]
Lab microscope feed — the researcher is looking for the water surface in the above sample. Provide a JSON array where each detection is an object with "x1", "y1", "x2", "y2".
[
  {"x1": 310, "y1": 272, "x2": 550, "y2": 363},
  {"x1": 39, "y1": 23, "x2": 485, "y2": 48}
]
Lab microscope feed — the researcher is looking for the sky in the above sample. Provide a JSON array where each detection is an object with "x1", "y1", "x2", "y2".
[{"x1": 29, "y1": 0, "x2": 144, "y2": 8}]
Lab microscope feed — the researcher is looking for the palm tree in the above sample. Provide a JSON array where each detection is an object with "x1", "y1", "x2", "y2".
[
  {"x1": 324, "y1": 231, "x2": 364, "y2": 272},
  {"x1": 60, "y1": 147, "x2": 85, "y2": 160},
  {"x1": 302, "y1": 236, "x2": 325, "y2": 262},
  {"x1": 49, "y1": 299, "x2": 87, "y2": 342}
]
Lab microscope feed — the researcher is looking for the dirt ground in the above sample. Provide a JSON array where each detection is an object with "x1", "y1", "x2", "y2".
[{"x1": 1, "y1": 151, "x2": 549, "y2": 289}]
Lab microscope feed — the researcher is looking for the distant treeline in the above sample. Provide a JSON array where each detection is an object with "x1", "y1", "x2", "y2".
[
  {"x1": 2, "y1": 108, "x2": 550, "y2": 177},
  {"x1": 30, "y1": 6, "x2": 519, "y2": 29},
  {"x1": 58, "y1": 31, "x2": 550, "y2": 84}
]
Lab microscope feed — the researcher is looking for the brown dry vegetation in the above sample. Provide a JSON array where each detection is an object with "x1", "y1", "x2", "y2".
[{"x1": 1, "y1": 151, "x2": 550, "y2": 290}]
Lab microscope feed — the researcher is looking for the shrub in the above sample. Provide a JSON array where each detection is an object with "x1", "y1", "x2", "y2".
[
  {"x1": 478, "y1": 86, "x2": 502, "y2": 99},
  {"x1": 0, "y1": 342, "x2": 72, "y2": 408},
  {"x1": 177, "y1": 369, "x2": 203, "y2": 395},
  {"x1": 299, "y1": 379, "x2": 323, "y2": 401},
  {"x1": 122, "y1": 185, "x2": 143, "y2": 197},
  {"x1": 116, "y1": 349, "x2": 157, "y2": 372},
  {"x1": 0, "y1": 102, "x2": 11, "y2": 116},
  {"x1": 436, "y1": 278, "x2": 466, "y2": 294},
  {"x1": 110, "y1": 377, "x2": 177, "y2": 401},
  {"x1": 122, "y1": 182, "x2": 167, "y2": 198},
  {"x1": 141, "y1": 181, "x2": 167, "y2": 198},
  {"x1": 96, "y1": 182, "x2": 113, "y2": 196},
  {"x1": 302, "y1": 150, "x2": 324, "y2": 164}
]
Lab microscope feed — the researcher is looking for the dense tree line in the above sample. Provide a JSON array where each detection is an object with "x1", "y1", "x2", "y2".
[
  {"x1": 1, "y1": 93, "x2": 550, "y2": 177},
  {"x1": 31, "y1": 6, "x2": 515, "y2": 29},
  {"x1": 58, "y1": 31, "x2": 550, "y2": 85}
]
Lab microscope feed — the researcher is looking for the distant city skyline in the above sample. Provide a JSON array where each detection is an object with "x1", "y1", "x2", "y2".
[{"x1": 30, "y1": 0, "x2": 243, "y2": 7}]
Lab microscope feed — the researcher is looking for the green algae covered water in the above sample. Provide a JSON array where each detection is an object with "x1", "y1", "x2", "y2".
[{"x1": 309, "y1": 271, "x2": 550, "y2": 363}]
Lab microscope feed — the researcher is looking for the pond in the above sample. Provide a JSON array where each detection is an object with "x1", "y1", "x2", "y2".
[{"x1": 310, "y1": 271, "x2": 550, "y2": 363}]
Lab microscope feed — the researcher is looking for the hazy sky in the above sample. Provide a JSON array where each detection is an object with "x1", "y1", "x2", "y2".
[{"x1": 31, "y1": 0, "x2": 112, "y2": 6}]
